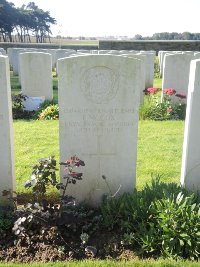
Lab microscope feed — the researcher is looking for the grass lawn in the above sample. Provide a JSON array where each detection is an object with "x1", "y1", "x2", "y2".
[
  {"x1": 0, "y1": 259, "x2": 200, "y2": 267},
  {"x1": 13, "y1": 120, "x2": 185, "y2": 193}
]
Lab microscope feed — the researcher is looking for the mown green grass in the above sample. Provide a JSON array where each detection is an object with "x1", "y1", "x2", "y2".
[
  {"x1": 137, "y1": 120, "x2": 185, "y2": 189},
  {"x1": 13, "y1": 120, "x2": 185, "y2": 193},
  {"x1": 14, "y1": 120, "x2": 59, "y2": 194},
  {"x1": 0, "y1": 259, "x2": 199, "y2": 267}
]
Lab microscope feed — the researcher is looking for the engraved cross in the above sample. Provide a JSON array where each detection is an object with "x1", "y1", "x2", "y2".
[{"x1": 83, "y1": 135, "x2": 116, "y2": 185}]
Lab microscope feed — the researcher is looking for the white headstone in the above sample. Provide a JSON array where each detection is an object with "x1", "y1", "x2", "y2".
[
  {"x1": 58, "y1": 55, "x2": 142, "y2": 206},
  {"x1": 34, "y1": 49, "x2": 57, "y2": 69},
  {"x1": 56, "y1": 49, "x2": 76, "y2": 62},
  {"x1": 181, "y1": 59, "x2": 200, "y2": 191},
  {"x1": 8, "y1": 48, "x2": 36, "y2": 75},
  {"x1": 19, "y1": 52, "x2": 53, "y2": 100},
  {"x1": 162, "y1": 53, "x2": 193, "y2": 101},
  {"x1": 23, "y1": 96, "x2": 45, "y2": 111},
  {"x1": 137, "y1": 52, "x2": 155, "y2": 88},
  {"x1": 159, "y1": 51, "x2": 185, "y2": 77},
  {"x1": 56, "y1": 51, "x2": 77, "y2": 75},
  {"x1": 121, "y1": 54, "x2": 146, "y2": 103},
  {"x1": 0, "y1": 56, "x2": 15, "y2": 205}
]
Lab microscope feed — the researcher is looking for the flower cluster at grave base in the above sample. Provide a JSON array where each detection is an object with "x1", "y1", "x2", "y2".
[
  {"x1": 175, "y1": 92, "x2": 187, "y2": 99},
  {"x1": 37, "y1": 104, "x2": 59, "y2": 120},
  {"x1": 140, "y1": 87, "x2": 187, "y2": 120},
  {"x1": 163, "y1": 88, "x2": 176, "y2": 95},
  {"x1": 143, "y1": 87, "x2": 161, "y2": 95}
]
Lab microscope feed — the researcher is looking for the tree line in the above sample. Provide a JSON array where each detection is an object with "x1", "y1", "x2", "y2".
[
  {"x1": 134, "y1": 32, "x2": 200, "y2": 40},
  {"x1": 0, "y1": 0, "x2": 56, "y2": 43}
]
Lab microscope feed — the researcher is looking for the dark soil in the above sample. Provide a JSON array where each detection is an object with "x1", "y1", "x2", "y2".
[
  {"x1": 0, "y1": 203, "x2": 139, "y2": 263},
  {"x1": 0, "y1": 226, "x2": 138, "y2": 263}
]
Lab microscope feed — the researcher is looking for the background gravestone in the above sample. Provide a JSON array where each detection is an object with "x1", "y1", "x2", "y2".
[
  {"x1": 19, "y1": 52, "x2": 53, "y2": 101},
  {"x1": 162, "y1": 53, "x2": 193, "y2": 101},
  {"x1": 121, "y1": 53, "x2": 146, "y2": 103},
  {"x1": 0, "y1": 56, "x2": 15, "y2": 205},
  {"x1": 58, "y1": 55, "x2": 142, "y2": 206},
  {"x1": 181, "y1": 59, "x2": 200, "y2": 191}
]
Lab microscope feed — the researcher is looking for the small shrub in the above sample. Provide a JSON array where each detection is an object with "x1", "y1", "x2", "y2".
[
  {"x1": 37, "y1": 103, "x2": 59, "y2": 120},
  {"x1": 101, "y1": 176, "x2": 200, "y2": 259},
  {"x1": 140, "y1": 88, "x2": 186, "y2": 121},
  {"x1": 149, "y1": 192, "x2": 200, "y2": 259},
  {"x1": 12, "y1": 155, "x2": 88, "y2": 236},
  {"x1": 12, "y1": 93, "x2": 35, "y2": 119}
]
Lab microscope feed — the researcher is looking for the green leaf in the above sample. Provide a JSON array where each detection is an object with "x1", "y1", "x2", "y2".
[
  {"x1": 180, "y1": 233, "x2": 188, "y2": 238},
  {"x1": 191, "y1": 203, "x2": 196, "y2": 211}
]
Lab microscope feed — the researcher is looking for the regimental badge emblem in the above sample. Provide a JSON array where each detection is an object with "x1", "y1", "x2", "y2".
[{"x1": 81, "y1": 66, "x2": 119, "y2": 104}]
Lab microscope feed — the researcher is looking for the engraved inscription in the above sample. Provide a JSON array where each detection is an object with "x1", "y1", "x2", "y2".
[
  {"x1": 61, "y1": 108, "x2": 135, "y2": 136},
  {"x1": 81, "y1": 66, "x2": 119, "y2": 104}
]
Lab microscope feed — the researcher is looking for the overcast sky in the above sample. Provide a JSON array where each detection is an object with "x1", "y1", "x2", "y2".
[{"x1": 9, "y1": 0, "x2": 200, "y2": 37}]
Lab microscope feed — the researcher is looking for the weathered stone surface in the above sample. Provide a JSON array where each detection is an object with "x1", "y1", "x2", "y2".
[
  {"x1": 8, "y1": 48, "x2": 36, "y2": 75},
  {"x1": 23, "y1": 96, "x2": 45, "y2": 111},
  {"x1": 120, "y1": 53, "x2": 146, "y2": 103},
  {"x1": 181, "y1": 59, "x2": 200, "y2": 191},
  {"x1": 19, "y1": 52, "x2": 53, "y2": 100},
  {"x1": 138, "y1": 52, "x2": 155, "y2": 88},
  {"x1": 0, "y1": 56, "x2": 15, "y2": 205},
  {"x1": 58, "y1": 55, "x2": 142, "y2": 206},
  {"x1": 162, "y1": 53, "x2": 193, "y2": 101}
]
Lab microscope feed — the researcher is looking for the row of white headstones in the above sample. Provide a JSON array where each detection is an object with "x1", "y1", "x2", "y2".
[
  {"x1": 0, "y1": 52, "x2": 199, "y2": 206},
  {"x1": 159, "y1": 50, "x2": 200, "y2": 102},
  {"x1": 0, "y1": 48, "x2": 156, "y2": 105}
]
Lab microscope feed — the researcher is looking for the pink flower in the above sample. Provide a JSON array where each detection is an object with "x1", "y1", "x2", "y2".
[
  {"x1": 143, "y1": 87, "x2": 160, "y2": 95},
  {"x1": 175, "y1": 93, "x2": 186, "y2": 99},
  {"x1": 163, "y1": 88, "x2": 176, "y2": 95}
]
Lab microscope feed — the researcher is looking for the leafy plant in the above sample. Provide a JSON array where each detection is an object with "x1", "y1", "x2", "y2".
[
  {"x1": 24, "y1": 155, "x2": 58, "y2": 201},
  {"x1": 150, "y1": 192, "x2": 200, "y2": 259},
  {"x1": 12, "y1": 156, "x2": 89, "y2": 237},
  {"x1": 9, "y1": 155, "x2": 105, "y2": 261},
  {"x1": 101, "y1": 176, "x2": 200, "y2": 259},
  {"x1": 140, "y1": 88, "x2": 186, "y2": 121},
  {"x1": 12, "y1": 92, "x2": 34, "y2": 119}
]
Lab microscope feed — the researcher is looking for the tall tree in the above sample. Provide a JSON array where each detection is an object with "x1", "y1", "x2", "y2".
[
  {"x1": 26, "y1": 2, "x2": 56, "y2": 43},
  {"x1": 0, "y1": 0, "x2": 18, "y2": 41},
  {"x1": 0, "y1": 0, "x2": 56, "y2": 42}
]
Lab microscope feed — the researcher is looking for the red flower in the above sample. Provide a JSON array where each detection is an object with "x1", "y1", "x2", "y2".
[
  {"x1": 143, "y1": 87, "x2": 160, "y2": 95},
  {"x1": 70, "y1": 171, "x2": 83, "y2": 180},
  {"x1": 175, "y1": 93, "x2": 186, "y2": 99},
  {"x1": 163, "y1": 88, "x2": 176, "y2": 95}
]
